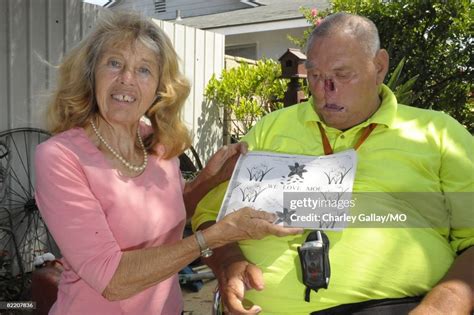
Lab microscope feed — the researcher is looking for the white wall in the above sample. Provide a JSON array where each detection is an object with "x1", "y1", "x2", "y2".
[
  {"x1": 154, "y1": 19, "x2": 225, "y2": 161},
  {"x1": 0, "y1": 0, "x2": 100, "y2": 131},
  {"x1": 226, "y1": 27, "x2": 307, "y2": 60}
]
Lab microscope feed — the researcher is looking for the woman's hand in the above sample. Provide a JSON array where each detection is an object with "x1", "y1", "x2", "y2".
[
  {"x1": 200, "y1": 142, "x2": 248, "y2": 186},
  {"x1": 205, "y1": 207, "x2": 303, "y2": 248}
]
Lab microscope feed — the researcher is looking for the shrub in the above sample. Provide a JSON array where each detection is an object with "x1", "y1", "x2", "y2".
[{"x1": 205, "y1": 59, "x2": 288, "y2": 140}]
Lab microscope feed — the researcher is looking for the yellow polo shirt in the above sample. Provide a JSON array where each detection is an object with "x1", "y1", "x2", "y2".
[{"x1": 192, "y1": 85, "x2": 474, "y2": 314}]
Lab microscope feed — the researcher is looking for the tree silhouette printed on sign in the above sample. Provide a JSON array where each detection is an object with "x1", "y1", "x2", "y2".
[
  {"x1": 246, "y1": 164, "x2": 274, "y2": 182},
  {"x1": 239, "y1": 185, "x2": 267, "y2": 202}
]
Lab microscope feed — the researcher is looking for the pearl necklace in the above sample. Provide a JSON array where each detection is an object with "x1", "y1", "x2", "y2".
[{"x1": 90, "y1": 120, "x2": 148, "y2": 173}]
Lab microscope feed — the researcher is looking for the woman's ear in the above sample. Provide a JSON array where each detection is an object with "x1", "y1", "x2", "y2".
[{"x1": 374, "y1": 49, "x2": 389, "y2": 85}]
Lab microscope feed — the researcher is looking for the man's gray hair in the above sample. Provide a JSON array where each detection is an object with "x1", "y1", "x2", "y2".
[{"x1": 305, "y1": 12, "x2": 380, "y2": 57}]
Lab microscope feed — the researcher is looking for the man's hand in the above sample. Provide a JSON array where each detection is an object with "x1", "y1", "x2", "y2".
[
  {"x1": 218, "y1": 260, "x2": 264, "y2": 314},
  {"x1": 409, "y1": 280, "x2": 473, "y2": 315},
  {"x1": 183, "y1": 142, "x2": 247, "y2": 217},
  {"x1": 201, "y1": 142, "x2": 248, "y2": 186},
  {"x1": 410, "y1": 247, "x2": 473, "y2": 315}
]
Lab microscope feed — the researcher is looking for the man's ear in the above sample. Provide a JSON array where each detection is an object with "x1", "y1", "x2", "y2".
[{"x1": 374, "y1": 49, "x2": 389, "y2": 85}]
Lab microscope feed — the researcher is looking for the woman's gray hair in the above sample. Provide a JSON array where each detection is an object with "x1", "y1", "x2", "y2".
[{"x1": 305, "y1": 12, "x2": 380, "y2": 57}]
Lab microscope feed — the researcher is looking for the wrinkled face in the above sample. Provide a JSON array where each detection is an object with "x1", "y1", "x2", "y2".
[
  {"x1": 306, "y1": 32, "x2": 387, "y2": 130},
  {"x1": 94, "y1": 41, "x2": 160, "y2": 127}
]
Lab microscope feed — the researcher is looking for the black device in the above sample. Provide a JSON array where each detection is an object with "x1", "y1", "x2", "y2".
[{"x1": 297, "y1": 230, "x2": 330, "y2": 302}]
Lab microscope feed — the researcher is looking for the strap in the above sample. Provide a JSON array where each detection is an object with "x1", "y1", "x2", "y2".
[
  {"x1": 305, "y1": 287, "x2": 311, "y2": 302},
  {"x1": 353, "y1": 123, "x2": 377, "y2": 151},
  {"x1": 317, "y1": 122, "x2": 377, "y2": 155},
  {"x1": 310, "y1": 296, "x2": 423, "y2": 315},
  {"x1": 317, "y1": 122, "x2": 333, "y2": 155}
]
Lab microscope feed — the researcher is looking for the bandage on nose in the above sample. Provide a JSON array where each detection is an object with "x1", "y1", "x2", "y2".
[{"x1": 324, "y1": 79, "x2": 335, "y2": 91}]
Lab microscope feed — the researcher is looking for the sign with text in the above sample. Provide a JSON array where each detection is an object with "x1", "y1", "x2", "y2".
[{"x1": 218, "y1": 150, "x2": 357, "y2": 229}]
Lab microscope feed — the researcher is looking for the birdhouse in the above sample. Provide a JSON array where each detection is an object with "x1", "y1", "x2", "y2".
[
  {"x1": 279, "y1": 48, "x2": 308, "y2": 106},
  {"x1": 278, "y1": 48, "x2": 307, "y2": 78}
]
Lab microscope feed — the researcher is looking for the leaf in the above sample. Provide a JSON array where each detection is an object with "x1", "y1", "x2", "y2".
[{"x1": 387, "y1": 57, "x2": 406, "y2": 89}]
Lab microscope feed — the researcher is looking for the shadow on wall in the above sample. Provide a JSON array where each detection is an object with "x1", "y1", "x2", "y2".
[{"x1": 195, "y1": 100, "x2": 223, "y2": 164}]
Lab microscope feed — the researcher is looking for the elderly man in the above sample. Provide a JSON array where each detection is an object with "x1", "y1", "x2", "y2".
[{"x1": 193, "y1": 12, "x2": 473, "y2": 315}]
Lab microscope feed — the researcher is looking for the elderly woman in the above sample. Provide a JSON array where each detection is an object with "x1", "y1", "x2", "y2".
[{"x1": 34, "y1": 11, "x2": 301, "y2": 315}]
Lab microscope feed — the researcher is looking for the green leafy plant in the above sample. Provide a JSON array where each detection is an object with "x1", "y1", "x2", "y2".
[
  {"x1": 292, "y1": 0, "x2": 473, "y2": 131},
  {"x1": 386, "y1": 57, "x2": 420, "y2": 105},
  {"x1": 205, "y1": 59, "x2": 288, "y2": 140}
]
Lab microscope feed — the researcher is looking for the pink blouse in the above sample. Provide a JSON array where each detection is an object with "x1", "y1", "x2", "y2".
[{"x1": 35, "y1": 127, "x2": 186, "y2": 314}]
